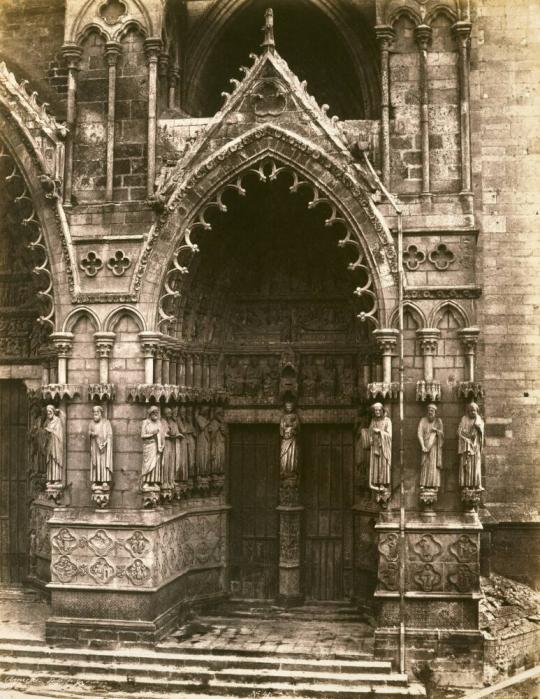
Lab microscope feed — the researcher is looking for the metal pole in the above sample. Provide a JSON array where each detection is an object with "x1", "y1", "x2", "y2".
[{"x1": 363, "y1": 152, "x2": 406, "y2": 674}]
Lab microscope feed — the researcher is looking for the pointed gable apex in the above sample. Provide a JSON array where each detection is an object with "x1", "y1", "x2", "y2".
[{"x1": 161, "y1": 9, "x2": 374, "y2": 190}]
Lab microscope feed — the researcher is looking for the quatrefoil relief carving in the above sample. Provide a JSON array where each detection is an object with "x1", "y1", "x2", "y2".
[
  {"x1": 80, "y1": 251, "x2": 103, "y2": 277},
  {"x1": 403, "y1": 244, "x2": 426, "y2": 271},
  {"x1": 99, "y1": 0, "x2": 127, "y2": 25},
  {"x1": 428, "y1": 243, "x2": 456, "y2": 271},
  {"x1": 107, "y1": 250, "x2": 131, "y2": 276}
]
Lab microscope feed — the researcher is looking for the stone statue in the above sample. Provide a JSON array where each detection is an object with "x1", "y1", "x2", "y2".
[
  {"x1": 141, "y1": 406, "x2": 165, "y2": 488},
  {"x1": 195, "y1": 405, "x2": 211, "y2": 479},
  {"x1": 280, "y1": 400, "x2": 300, "y2": 477},
  {"x1": 417, "y1": 404, "x2": 444, "y2": 508},
  {"x1": 161, "y1": 406, "x2": 180, "y2": 501},
  {"x1": 89, "y1": 406, "x2": 113, "y2": 484},
  {"x1": 176, "y1": 405, "x2": 195, "y2": 484},
  {"x1": 368, "y1": 403, "x2": 392, "y2": 498},
  {"x1": 458, "y1": 402, "x2": 484, "y2": 490},
  {"x1": 208, "y1": 406, "x2": 228, "y2": 476},
  {"x1": 44, "y1": 404, "x2": 64, "y2": 484}
]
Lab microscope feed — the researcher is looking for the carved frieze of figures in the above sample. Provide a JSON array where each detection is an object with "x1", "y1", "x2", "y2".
[
  {"x1": 44, "y1": 404, "x2": 66, "y2": 504},
  {"x1": 458, "y1": 402, "x2": 485, "y2": 511},
  {"x1": 368, "y1": 403, "x2": 392, "y2": 506},
  {"x1": 140, "y1": 406, "x2": 165, "y2": 508},
  {"x1": 417, "y1": 404, "x2": 444, "y2": 510},
  {"x1": 299, "y1": 354, "x2": 356, "y2": 403},
  {"x1": 225, "y1": 355, "x2": 279, "y2": 402},
  {"x1": 89, "y1": 406, "x2": 113, "y2": 508}
]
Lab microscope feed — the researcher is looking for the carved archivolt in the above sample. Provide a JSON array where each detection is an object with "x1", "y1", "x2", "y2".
[
  {"x1": 157, "y1": 155, "x2": 380, "y2": 332},
  {"x1": 0, "y1": 140, "x2": 54, "y2": 330}
]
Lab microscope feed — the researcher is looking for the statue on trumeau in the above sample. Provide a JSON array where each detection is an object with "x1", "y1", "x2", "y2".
[
  {"x1": 89, "y1": 405, "x2": 113, "y2": 508},
  {"x1": 417, "y1": 404, "x2": 444, "y2": 509},
  {"x1": 280, "y1": 400, "x2": 300, "y2": 477}
]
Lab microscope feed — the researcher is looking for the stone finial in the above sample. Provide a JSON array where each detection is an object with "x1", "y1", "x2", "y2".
[{"x1": 261, "y1": 8, "x2": 275, "y2": 52}]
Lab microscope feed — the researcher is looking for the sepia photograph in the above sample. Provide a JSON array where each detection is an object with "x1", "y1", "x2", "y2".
[{"x1": 0, "y1": 0, "x2": 538, "y2": 697}]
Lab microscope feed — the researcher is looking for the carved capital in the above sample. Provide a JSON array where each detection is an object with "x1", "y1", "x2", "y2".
[
  {"x1": 60, "y1": 43, "x2": 83, "y2": 70},
  {"x1": 374, "y1": 24, "x2": 395, "y2": 50},
  {"x1": 458, "y1": 327, "x2": 480, "y2": 354},
  {"x1": 415, "y1": 24, "x2": 433, "y2": 51},
  {"x1": 158, "y1": 50, "x2": 169, "y2": 77},
  {"x1": 94, "y1": 331, "x2": 116, "y2": 358},
  {"x1": 50, "y1": 331, "x2": 74, "y2": 358},
  {"x1": 104, "y1": 41, "x2": 122, "y2": 66},
  {"x1": 416, "y1": 380, "x2": 441, "y2": 402},
  {"x1": 138, "y1": 331, "x2": 161, "y2": 358},
  {"x1": 144, "y1": 38, "x2": 162, "y2": 64},
  {"x1": 373, "y1": 328, "x2": 399, "y2": 355},
  {"x1": 452, "y1": 20, "x2": 472, "y2": 49},
  {"x1": 416, "y1": 328, "x2": 440, "y2": 355}
]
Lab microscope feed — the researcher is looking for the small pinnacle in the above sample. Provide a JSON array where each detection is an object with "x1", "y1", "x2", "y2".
[{"x1": 261, "y1": 8, "x2": 275, "y2": 52}]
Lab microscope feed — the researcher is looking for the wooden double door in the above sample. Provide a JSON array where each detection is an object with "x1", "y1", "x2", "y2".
[
  {"x1": 0, "y1": 380, "x2": 29, "y2": 583},
  {"x1": 229, "y1": 423, "x2": 354, "y2": 601}
]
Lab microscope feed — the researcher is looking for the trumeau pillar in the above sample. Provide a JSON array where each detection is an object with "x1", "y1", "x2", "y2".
[
  {"x1": 415, "y1": 24, "x2": 432, "y2": 200},
  {"x1": 104, "y1": 41, "x2": 122, "y2": 202},
  {"x1": 375, "y1": 25, "x2": 395, "y2": 188},
  {"x1": 60, "y1": 43, "x2": 82, "y2": 205},
  {"x1": 416, "y1": 328, "x2": 441, "y2": 401},
  {"x1": 144, "y1": 38, "x2": 162, "y2": 198}
]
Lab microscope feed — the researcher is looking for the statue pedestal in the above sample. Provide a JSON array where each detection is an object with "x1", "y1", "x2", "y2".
[{"x1": 374, "y1": 513, "x2": 484, "y2": 677}]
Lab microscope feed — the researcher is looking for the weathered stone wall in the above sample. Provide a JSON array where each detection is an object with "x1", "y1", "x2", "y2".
[
  {"x1": 471, "y1": 0, "x2": 540, "y2": 525},
  {"x1": 0, "y1": 0, "x2": 66, "y2": 113}
]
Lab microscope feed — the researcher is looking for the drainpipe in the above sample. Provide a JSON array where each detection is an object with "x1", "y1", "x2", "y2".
[{"x1": 363, "y1": 152, "x2": 405, "y2": 674}]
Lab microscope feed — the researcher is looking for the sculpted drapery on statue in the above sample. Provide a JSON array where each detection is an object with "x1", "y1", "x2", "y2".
[
  {"x1": 44, "y1": 404, "x2": 64, "y2": 484},
  {"x1": 280, "y1": 400, "x2": 300, "y2": 477},
  {"x1": 458, "y1": 402, "x2": 484, "y2": 490},
  {"x1": 89, "y1": 406, "x2": 113, "y2": 484},
  {"x1": 176, "y1": 405, "x2": 195, "y2": 482},
  {"x1": 208, "y1": 407, "x2": 227, "y2": 476},
  {"x1": 418, "y1": 404, "x2": 444, "y2": 489},
  {"x1": 195, "y1": 405, "x2": 212, "y2": 478},
  {"x1": 161, "y1": 406, "x2": 180, "y2": 500},
  {"x1": 141, "y1": 406, "x2": 165, "y2": 486},
  {"x1": 368, "y1": 403, "x2": 392, "y2": 494}
]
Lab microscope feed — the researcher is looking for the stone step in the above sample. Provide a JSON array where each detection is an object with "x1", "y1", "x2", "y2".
[
  {"x1": 0, "y1": 641, "x2": 389, "y2": 674},
  {"x1": 0, "y1": 654, "x2": 410, "y2": 687},
  {"x1": 0, "y1": 669, "x2": 427, "y2": 697}
]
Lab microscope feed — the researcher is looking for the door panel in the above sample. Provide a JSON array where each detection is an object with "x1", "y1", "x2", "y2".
[
  {"x1": 302, "y1": 425, "x2": 354, "y2": 601},
  {"x1": 0, "y1": 381, "x2": 28, "y2": 583},
  {"x1": 229, "y1": 424, "x2": 279, "y2": 599}
]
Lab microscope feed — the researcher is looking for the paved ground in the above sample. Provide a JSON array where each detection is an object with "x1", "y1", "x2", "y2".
[{"x1": 164, "y1": 608, "x2": 374, "y2": 658}]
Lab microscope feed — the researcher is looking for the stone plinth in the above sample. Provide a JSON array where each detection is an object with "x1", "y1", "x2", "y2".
[
  {"x1": 374, "y1": 514, "x2": 483, "y2": 670},
  {"x1": 45, "y1": 504, "x2": 229, "y2": 646}
]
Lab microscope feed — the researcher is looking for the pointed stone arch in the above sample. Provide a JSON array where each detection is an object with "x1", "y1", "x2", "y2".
[
  {"x1": 0, "y1": 73, "x2": 75, "y2": 330},
  {"x1": 430, "y1": 300, "x2": 470, "y2": 329},
  {"x1": 139, "y1": 124, "x2": 398, "y2": 333}
]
